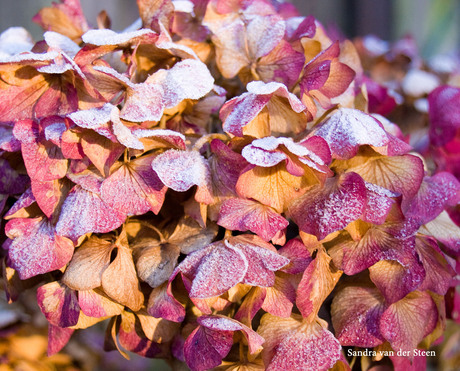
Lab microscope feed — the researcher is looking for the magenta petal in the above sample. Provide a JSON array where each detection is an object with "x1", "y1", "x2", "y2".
[
  {"x1": 380, "y1": 291, "x2": 438, "y2": 356},
  {"x1": 404, "y1": 172, "x2": 460, "y2": 225},
  {"x1": 6, "y1": 218, "x2": 74, "y2": 279},
  {"x1": 56, "y1": 185, "x2": 126, "y2": 242},
  {"x1": 362, "y1": 182, "x2": 398, "y2": 224},
  {"x1": 311, "y1": 108, "x2": 389, "y2": 159},
  {"x1": 148, "y1": 283, "x2": 185, "y2": 323},
  {"x1": 217, "y1": 198, "x2": 289, "y2": 241},
  {"x1": 4, "y1": 188, "x2": 35, "y2": 218},
  {"x1": 331, "y1": 285, "x2": 386, "y2": 347},
  {"x1": 176, "y1": 242, "x2": 248, "y2": 299},
  {"x1": 37, "y1": 281, "x2": 80, "y2": 328},
  {"x1": 48, "y1": 325, "x2": 74, "y2": 356},
  {"x1": 278, "y1": 238, "x2": 312, "y2": 274},
  {"x1": 184, "y1": 325, "x2": 233, "y2": 371},
  {"x1": 289, "y1": 172, "x2": 367, "y2": 240},
  {"x1": 0, "y1": 158, "x2": 28, "y2": 195}
]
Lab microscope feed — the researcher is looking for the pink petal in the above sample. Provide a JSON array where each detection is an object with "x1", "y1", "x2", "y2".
[
  {"x1": 56, "y1": 185, "x2": 126, "y2": 242},
  {"x1": 101, "y1": 155, "x2": 166, "y2": 216},
  {"x1": 148, "y1": 283, "x2": 185, "y2": 323},
  {"x1": 288, "y1": 172, "x2": 367, "y2": 240},
  {"x1": 278, "y1": 238, "x2": 312, "y2": 274},
  {"x1": 362, "y1": 182, "x2": 398, "y2": 224},
  {"x1": 310, "y1": 108, "x2": 389, "y2": 159},
  {"x1": 331, "y1": 285, "x2": 386, "y2": 347},
  {"x1": 48, "y1": 325, "x2": 74, "y2": 356},
  {"x1": 6, "y1": 217, "x2": 74, "y2": 280},
  {"x1": 37, "y1": 281, "x2": 80, "y2": 328},
  {"x1": 218, "y1": 198, "x2": 289, "y2": 241}
]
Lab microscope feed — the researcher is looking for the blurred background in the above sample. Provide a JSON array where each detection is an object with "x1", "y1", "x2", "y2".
[{"x1": 0, "y1": 0, "x2": 459, "y2": 58}]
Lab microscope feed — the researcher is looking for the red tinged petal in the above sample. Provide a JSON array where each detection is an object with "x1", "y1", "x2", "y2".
[
  {"x1": 148, "y1": 283, "x2": 185, "y2": 323},
  {"x1": 30, "y1": 177, "x2": 71, "y2": 218},
  {"x1": 3, "y1": 188, "x2": 36, "y2": 220},
  {"x1": 217, "y1": 198, "x2": 289, "y2": 241},
  {"x1": 101, "y1": 155, "x2": 167, "y2": 216},
  {"x1": 37, "y1": 281, "x2": 80, "y2": 328},
  {"x1": 428, "y1": 85, "x2": 460, "y2": 146},
  {"x1": 257, "y1": 314, "x2": 341, "y2": 371},
  {"x1": 404, "y1": 172, "x2": 460, "y2": 225},
  {"x1": 67, "y1": 103, "x2": 117, "y2": 141},
  {"x1": 184, "y1": 315, "x2": 264, "y2": 371},
  {"x1": 415, "y1": 236, "x2": 455, "y2": 295},
  {"x1": 80, "y1": 131, "x2": 125, "y2": 177},
  {"x1": 278, "y1": 238, "x2": 313, "y2": 274},
  {"x1": 13, "y1": 120, "x2": 68, "y2": 182},
  {"x1": 420, "y1": 211, "x2": 460, "y2": 254},
  {"x1": 296, "y1": 249, "x2": 342, "y2": 319},
  {"x1": 331, "y1": 285, "x2": 386, "y2": 347},
  {"x1": 369, "y1": 257, "x2": 426, "y2": 304},
  {"x1": 288, "y1": 172, "x2": 367, "y2": 240},
  {"x1": 5, "y1": 217, "x2": 74, "y2": 280},
  {"x1": 348, "y1": 154, "x2": 424, "y2": 204},
  {"x1": 310, "y1": 108, "x2": 389, "y2": 159},
  {"x1": 261, "y1": 276, "x2": 295, "y2": 317},
  {"x1": 380, "y1": 291, "x2": 438, "y2": 356},
  {"x1": 362, "y1": 182, "x2": 398, "y2": 224},
  {"x1": 56, "y1": 185, "x2": 126, "y2": 242},
  {"x1": 151, "y1": 149, "x2": 213, "y2": 203},
  {"x1": 78, "y1": 289, "x2": 123, "y2": 318},
  {"x1": 48, "y1": 325, "x2": 74, "y2": 356},
  {"x1": 175, "y1": 241, "x2": 248, "y2": 299}
]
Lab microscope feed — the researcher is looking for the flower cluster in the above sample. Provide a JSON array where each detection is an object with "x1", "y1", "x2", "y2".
[{"x1": 0, "y1": 0, "x2": 459, "y2": 370}]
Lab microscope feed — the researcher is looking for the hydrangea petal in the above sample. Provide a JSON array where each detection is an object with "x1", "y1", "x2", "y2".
[
  {"x1": 6, "y1": 217, "x2": 74, "y2": 280},
  {"x1": 331, "y1": 285, "x2": 386, "y2": 347},
  {"x1": 288, "y1": 172, "x2": 367, "y2": 240},
  {"x1": 56, "y1": 185, "x2": 126, "y2": 242}
]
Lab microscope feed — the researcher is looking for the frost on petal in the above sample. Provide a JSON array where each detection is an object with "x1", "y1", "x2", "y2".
[
  {"x1": 175, "y1": 241, "x2": 248, "y2": 298},
  {"x1": 221, "y1": 81, "x2": 307, "y2": 137},
  {"x1": 37, "y1": 281, "x2": 80, "y2": 328},
  {"x1": 404, "y1": 172, "x2": 460, "y2": 225},
  {"x1": 296, "y1": 249, "x2": 342, "y2": 320},
  {"x1": 101, "y1": 240, "x2": 144, "y2": 312},
  {"x1": 134, "y1": 241, "x2": 180, "y2": 288},
  {"x1": 152, "y1": 59, "x2": 214, "y2": 108},
  {"x1": 5, "y1": 217, "x2": 74, "y2": 280},
  {"x1": 82, "y1": 28, "x2": 158, "y2": 46},
  {"x1": 67, "y1": 103, "x2": 116, "y2": 141},
  {"x1": 218, "y1": 198, "x2": 288, "y2": 241},
  {"x1": 331, "y1": 285, "x2": 386, "y2": 347},
  {"x1": 62, "y1": 236, "x2": 113, "y2": 291},
  {"x1": 362, "y1": 182, "x2": 398, "y2": 224},
  {"x1": 246, "y1": 15, "x2": 285, "y2": 60},
  {"x1": 310, "y1": 108, "x2": 389, "y2": 159},
  {"x1": 184, "y1": 315, "x2": 264, "y2": 371},
  {"x1": 369, "y1": 256, "x2": 426, "y2": 304},
  {"x1": 151, "y1": 149, "x2": 213, "y2": 202},
  {"x1": 380, "y1": 291, "x2": 438, "y2": 356},
  {"x1": 348, "y1": 154, "x2": 424, "y2": 204},
  {"x1": 56, "y1": 185, "x2": 126, "y2": 242},
  {"x1": 415, "y1": 236, "x2": 455, "y2": 295},
  {"x1": 288, "y1": 172, "x2": 367, "y2": 240},
  {"x1": 13, "y1": 120, "x2": 68, "y2": 182},
  {"x1": 0, "y1": 125, "x2": 20, "y2": 152},
  {"x1": 101, "y1": 155, "x2": 167, "y2": 216},
  {"x1": 111, "y1": 108, "x2": 145, "y2": 149},
  {"x1": 278, "y1": 238, "x2": 313, "y2": 274},
  {"x1": 3, "y1": 188, "x2": 36, "y2": 220},
  {"x1": 120, "y1": 81, "x2": 165, "y2": 123},
  {"x1": 257, "y1": 313, "x2": 341, "y2": 371},
  {"x1": 428, "y1": 85, "x2": 460, "y2": 146},
  {"x1": 230, "y1": 235, "x2": 289, "y2": 287}
]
